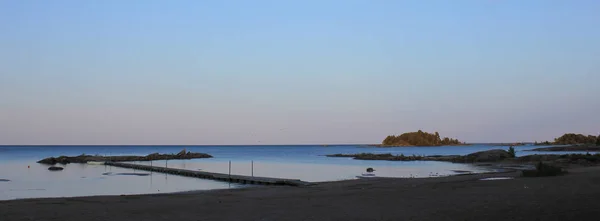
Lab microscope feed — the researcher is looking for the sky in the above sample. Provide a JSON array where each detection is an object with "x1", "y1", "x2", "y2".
[{"x1": 0, "y1": 0, "x2": 599, "y2": 145}]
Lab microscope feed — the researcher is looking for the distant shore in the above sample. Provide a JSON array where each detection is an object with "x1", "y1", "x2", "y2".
[
  {"x1": 367, "y1": 143, "x2": 472, "y2": 147},
  {"x1": 327, "y1": 149, "x2": 600, "y2": 168},
  {"x1": 528, "y1": 145, "x2": 600, "y2": 152}
]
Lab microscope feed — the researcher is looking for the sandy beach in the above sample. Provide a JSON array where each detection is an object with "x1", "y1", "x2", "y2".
[{"x1": 2, "y1": 167, "x2": 600, "y2": 221}]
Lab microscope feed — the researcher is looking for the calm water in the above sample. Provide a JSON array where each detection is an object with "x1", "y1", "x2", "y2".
[{"x1": 0, "y1": 144, "x2": 582, "y2": 200}]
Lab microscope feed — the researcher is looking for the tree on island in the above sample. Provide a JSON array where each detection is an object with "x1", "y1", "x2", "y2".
[
  {"x1": 553, "y1": 133, "x2": 598, "y2": 145},
  {"x1": 382, "y1": 130, "x2": 463, "y2": 146}
]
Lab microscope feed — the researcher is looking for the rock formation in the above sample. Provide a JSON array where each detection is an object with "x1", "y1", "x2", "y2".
[
  {"x1": 48, "y1": 166, "x2": 64, "y2": 171},
  {"x1": 38, "y1": 150, "x2": 213, "y2": 165}
]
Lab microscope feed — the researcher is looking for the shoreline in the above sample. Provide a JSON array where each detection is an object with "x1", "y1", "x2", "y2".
[
  {"x1": 1, "y1": 168, "x2": 519, "y2": 202},
  {"x1": 0, "y1": 165, "x2": 518, "y2": 202},
  {"x1": 3, "y1": 166, "x2": 599, "y2": 220}
]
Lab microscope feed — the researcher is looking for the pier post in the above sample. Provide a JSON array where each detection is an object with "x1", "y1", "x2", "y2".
[
  {"x1": 228, "y1": 161, "x2": 231, "y2": 183},
  {"x1": 251, "y1": 161, "x2": 254, "y2": 177}
]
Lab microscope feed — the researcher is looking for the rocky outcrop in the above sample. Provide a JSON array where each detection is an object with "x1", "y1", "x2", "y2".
[
  {"x1": 48, "y1": 166, "x2": 64, "y2": 171},
  {"x1": 327, "y1": 150, "x2": 600, "y2": 167},
  {"x1": 326, "y1": 153, "x2": 461, "y2": 162},
  {"x1": 38, "y1": 150, "x2": 213, "y2": 165},
  {"x1": 326, "y1": 149, "x2": 512, "y2": 163},
  {"x1": 519, "y1": 153, "x2": 600, "y2": 166},
  {"x1": 462, "y1": 149, "x2": 512, "y2": 162},
  {"x1": 528, "y1": 145, "x2": 600, "y2": 152}
]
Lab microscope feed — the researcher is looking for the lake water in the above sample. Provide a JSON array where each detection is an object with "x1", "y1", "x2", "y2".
[{"x1": 0, "y1": 144, "x2": 584, "y2": 200}]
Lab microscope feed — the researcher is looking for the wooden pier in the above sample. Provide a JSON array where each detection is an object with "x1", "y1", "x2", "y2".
[{"x1": 105, "y1": 162, "x2": 313, "y2": 187}]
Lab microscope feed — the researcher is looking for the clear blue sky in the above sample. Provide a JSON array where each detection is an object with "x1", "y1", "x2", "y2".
[{"x1": 1, "y1": 0, "x2": 599, "y2": 145}]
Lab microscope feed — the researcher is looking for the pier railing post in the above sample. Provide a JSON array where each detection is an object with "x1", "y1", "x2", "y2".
[
  {"x1": 251, "y1": 160, "x2": 254, "y2": 177},
  {"x1": 228, "y1": 161, "x2": 231, "y2": 183}
]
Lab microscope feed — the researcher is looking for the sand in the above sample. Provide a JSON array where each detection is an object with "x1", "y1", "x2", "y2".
[{"x1": 2, "y1": 167, "x2": 600, "y2": 221}]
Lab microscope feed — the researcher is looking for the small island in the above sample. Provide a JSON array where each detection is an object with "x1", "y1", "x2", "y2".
[
  {"x1": 37, "y1": 149, "x2": 213, "y2": 165},
  {"x1": 535, "y1": 133, "x2": 600, "y2": 146},
  {"x1": 378, "y1": 130, "x2": 466, "y2": 147}
]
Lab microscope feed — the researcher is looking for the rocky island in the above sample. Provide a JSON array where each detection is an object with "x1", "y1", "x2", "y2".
[
  {"x1": 529, "y1": 145, "x2": 600, "y2": 152},
  {"x1": 378, "y1": 130, "x2": 466, "y2": 147},
  {"x1": 328, "y1": 149, "x2": 512, "y2": 163},
  {"x1": 327, "y1": 149, "x2": 600, "y2": 167},
  {"x1": 535, "y1": 133, "x2": 600, "y2": 146},
  {"x1": 37, "y1": 149, "x2": 213, "y2": 165}
]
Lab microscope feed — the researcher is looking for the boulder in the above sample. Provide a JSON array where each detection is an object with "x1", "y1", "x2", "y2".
[
  {"x1": 465, "y1": 149, "x2": 512, "y2": 162},
  {"x1": 177, "y1": 149, "x2": 187, "y2": 156},
  {"x1": 48, "y1": 166, "x2": 64, "y2": 171}
]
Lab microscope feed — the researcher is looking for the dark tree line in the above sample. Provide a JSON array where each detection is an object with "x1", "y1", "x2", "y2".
[
  {"x1": 554, "y1": 133, "x2": 598, "y2": 145},
  {"x1": 382, "y1": 130, "x2": 462, "y2": 146},
  {"x1": 536, "y1": 133, "x2": 600, "y2": 145}
]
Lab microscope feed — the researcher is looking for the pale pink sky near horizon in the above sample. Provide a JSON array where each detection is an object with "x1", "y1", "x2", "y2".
[{"x1": 1, "y1": 1, "x2": 599, "y2": 145}]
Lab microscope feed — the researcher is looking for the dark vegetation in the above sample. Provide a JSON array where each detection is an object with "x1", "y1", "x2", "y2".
[
  {"x1": 535, "y1": 133, "x2": 600, "y2": 145},
  {"x1": 521, "y1": 162, "x2": 566, "y2": 177},
  {"x1": 508, "y1": 146, "x2": 516, "y2": 158},
  {"x1": 382, "y1": 130, "x2": 464, "y2": 146},
  {"x1": 535, "y1": 141, "x2": 552, "y2": 145}
]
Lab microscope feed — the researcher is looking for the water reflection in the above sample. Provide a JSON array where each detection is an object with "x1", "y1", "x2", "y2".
[
  {"x1": 0, "y1": 162, "x2": 235, "y2": 201},
  {"x1": 135, "y1": 159, "x2": 495, "y2": 182}
]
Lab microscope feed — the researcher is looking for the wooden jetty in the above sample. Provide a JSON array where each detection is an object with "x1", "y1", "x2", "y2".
[{"x1": 105, "y1": 162, "x2": 312, "y2": 187}]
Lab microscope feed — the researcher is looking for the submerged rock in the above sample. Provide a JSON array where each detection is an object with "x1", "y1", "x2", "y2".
[{"x1": 48, "y1": 166, "x2": 64, "y2": 171}]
